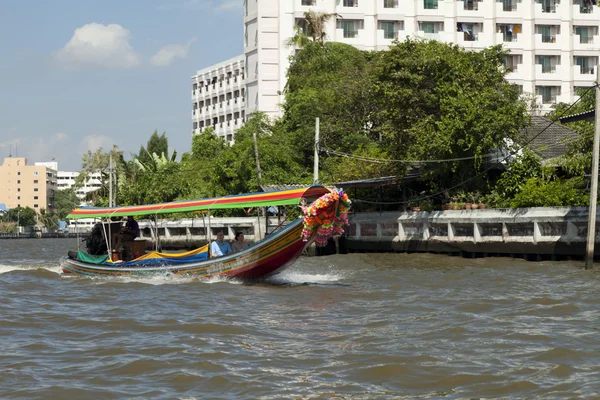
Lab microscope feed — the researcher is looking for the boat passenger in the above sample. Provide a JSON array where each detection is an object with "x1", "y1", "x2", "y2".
[
  {"x1": 112, "y1": 215, "x2": 140, "y2": 252},
  {"x1": 210, "y1": 231, "x2": 232, "y2": 258},
  {"x1": 231, "y1": 231, "x2": 249, "y2": 253}
]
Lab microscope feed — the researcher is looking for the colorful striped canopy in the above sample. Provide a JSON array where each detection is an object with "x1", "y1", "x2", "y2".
[{"x1": 66, "y1": 186, "x2": 330, "y2": 219}]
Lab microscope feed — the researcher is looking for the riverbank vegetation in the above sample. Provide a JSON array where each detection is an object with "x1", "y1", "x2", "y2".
[{"x1": 68, "y1": 37, "x2": 593, "y2": 215}]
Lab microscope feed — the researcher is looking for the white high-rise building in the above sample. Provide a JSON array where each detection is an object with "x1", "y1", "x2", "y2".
[
  {"x1": 191, "y1": 55, "x2": 247, "y2": 140},
  {"x1": 193, "y1": 0, "x2": 600, "y2": 136},
  {"x1": 57, "y1": 171, "x2": 102, "y2": 205}
]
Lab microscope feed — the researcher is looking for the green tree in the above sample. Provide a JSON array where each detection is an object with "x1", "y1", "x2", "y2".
[
  {"x1": 5, "y1": 207, "x2": 36, "y2": 226},
  {"x1": 53, "y1": 188, "x2": 80, "y2": 219},
  {"x1": 371, "y1": 39, "x2": 528, "y2": 192},
  {"x1": 38, "y1": 208, "x2": 59, "y2": 231},
  {"x1": 180, "y1": 127, "x2": 228, "y2": 199},
  {"x1": 283, "y1": 41, "x2": 379, "y2": 172},
  {"x1": 138, "y1": 130, "x2": 171, "y2": 164}
]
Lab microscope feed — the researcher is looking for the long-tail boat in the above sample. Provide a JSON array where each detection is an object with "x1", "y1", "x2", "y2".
[{"x1": 60, "y1": 186, "x2": 351, "y2": 279}]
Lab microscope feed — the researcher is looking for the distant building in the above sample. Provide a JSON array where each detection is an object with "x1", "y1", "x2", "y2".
[
  {"x1": 57, "y1": 171, "x2": 102, "y2": 205},
  {"x1": 0, "y1": 157, "x2": 57, "y2": 213},
  {"x1": 191, "y1": 55, "x2": 246, "y2": 141}
]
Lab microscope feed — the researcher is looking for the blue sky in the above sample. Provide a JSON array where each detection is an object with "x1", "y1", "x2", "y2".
[{"x1": 0, "y1": 0, "x2": 242, "y2": 170}]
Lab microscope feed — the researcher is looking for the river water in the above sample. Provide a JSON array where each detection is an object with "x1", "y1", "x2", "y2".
[{"x1": 1, "y1": 239, "x2": 600, "y2": 399}]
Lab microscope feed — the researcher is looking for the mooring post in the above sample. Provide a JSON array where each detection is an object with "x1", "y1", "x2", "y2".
[{"x1": 585, "y1": 66, "x2": 600, "y2": 269}]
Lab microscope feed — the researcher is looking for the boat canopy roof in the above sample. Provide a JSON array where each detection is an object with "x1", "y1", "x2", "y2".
[{"x1": 66, "y1": 186, "x2": 329, "y2": 219}]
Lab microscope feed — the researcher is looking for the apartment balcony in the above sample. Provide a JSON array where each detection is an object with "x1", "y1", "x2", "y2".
[
  {"x1": 574, "y1": 65, "x2": 597, "y2": 81},
  {"x1": 495, "y1": 32, "x2": 523, "y2": 50},
  {"x1": 294, "y1": 0, "x2": 317, "y2": 8},
  {"x1": 336, "y1": 28, "x2": 365, "y2": 43},
  {"x1": 534, "y1": 33, "x2": 563, "y2": 50},
  {"x1": 416, "y1": 0, "x2": 449, "y2": 16},
  {"x1": 572, "y1": 4, "x2": 600, "y2": 19},
  {"x1": 456, "y1": 0, "x2": 488, "y2": 18},
  {"x1": 572, "y1": 34, "x2": 600, "y2": 51},
  {"x1": 533, "y1": 1, "x2": 563, "y2": 19},
  {"x1": 414, "y1": 30, "x2": 448, "y2": 41},
  {"x1": 505, "y1": 64, "x2": 524, "y2": 81},
  {"x1": 456, "y1": 31, "x2": 484, "y2": 48},
  {"x1": 534, "y1": 63, "x2": 564, "y2": 79},
  {"x1": 376, "y1": 29, "x2": 401, "y2": 47},
  {"x1": 495, "y1": 0, "x2": 522, "y2": 15}
]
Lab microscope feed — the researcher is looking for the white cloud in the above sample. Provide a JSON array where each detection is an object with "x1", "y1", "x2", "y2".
[
  {"x1": 55, "y1": 23, "x2": 141, "y2": 69},
  {"x1": 55, "y1": 132, "x2": 68, "y2": 141},
  {"x1": 150, "y1": 41, "x2": 193, "y2": 67}
]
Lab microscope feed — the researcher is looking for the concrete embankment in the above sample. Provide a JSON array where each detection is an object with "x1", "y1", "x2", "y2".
[{"x1": 343, "y1": 207, "x2": 595, "y2": 261}]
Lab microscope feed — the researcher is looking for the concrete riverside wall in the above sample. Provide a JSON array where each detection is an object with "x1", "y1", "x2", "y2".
[{"x1": 345, "y1": 207, "x2": 599, "y2": 260}]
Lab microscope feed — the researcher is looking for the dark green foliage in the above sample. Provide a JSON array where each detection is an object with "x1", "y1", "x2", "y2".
[{"x1": 53, "y1": 189, "x2": 80, "y2": 219}]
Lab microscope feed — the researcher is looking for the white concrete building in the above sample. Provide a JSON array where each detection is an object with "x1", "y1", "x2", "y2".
[
  {"x1": 191, "y1": 55, "x2": 247, "y2": 140},
  {"x1": 193, "y1": 0, "x2": 600, "y2": 136},
  {"x1": 57, "y1": 171, "x2": 102, "y2": 205}
]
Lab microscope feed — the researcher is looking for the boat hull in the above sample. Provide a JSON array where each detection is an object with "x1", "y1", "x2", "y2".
[{"x1": 60, "y1": 219, "x2": 309, "y2": 279}]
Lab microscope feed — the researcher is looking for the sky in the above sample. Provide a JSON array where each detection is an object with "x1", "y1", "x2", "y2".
[{"x1": 0, "y1": 0, "x2": 242, "y2": 171}]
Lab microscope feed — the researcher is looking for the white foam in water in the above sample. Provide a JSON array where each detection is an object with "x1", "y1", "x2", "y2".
[
  {"x1": 268, "y1": 269, "x2": 344, "y2": 285},
  {"x1": 88, "y1": 273, "x2": 243, "y2": 286},
  {"x1": 0, "y1": 264, "x2": 63, "y2": 275}
]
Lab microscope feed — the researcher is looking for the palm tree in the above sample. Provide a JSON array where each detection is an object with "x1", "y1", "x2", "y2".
[
  {"x1": 287, "y1": 10, "x2": 340, "y2": 47},
  {"x1": 38, "y1": 208, "x2": 58, "y2": 232}
]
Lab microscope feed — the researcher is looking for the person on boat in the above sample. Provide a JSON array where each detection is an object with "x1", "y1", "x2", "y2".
[
  {"x1": 210, "y1": 231, "x2": 232, "y2": 258},
  {"x1": 112, "y1": 216, "x2": 140, "y2": 253},
  {"x1": 231, "y1": 231, "x2": 249, "y2": 253}
]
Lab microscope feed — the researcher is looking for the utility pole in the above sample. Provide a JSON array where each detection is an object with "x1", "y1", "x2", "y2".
[
  {"x1": 585, "y1": 67, "x2": 600, "y2": 269},
  {"x1": 253, "y1": 131, "x2": 262, "y2": 186},
  {"x1": 109, "y1": 153, "x2": 113, "y2": 208},
  {"x1": 313, "y1": 117, "x2": 320, "y2": 184}
]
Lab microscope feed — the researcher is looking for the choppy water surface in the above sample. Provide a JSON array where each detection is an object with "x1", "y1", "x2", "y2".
[{"x1": 1, "y1": 239, "x2": 600, "y2": 399}]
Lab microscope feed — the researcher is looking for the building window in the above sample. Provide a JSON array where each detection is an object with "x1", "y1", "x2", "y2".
[
  {"x1": 17, "y1": 172, "x2": 20, "y2": 175},
  {"x1": 34, "y1": 171, "x2": 38, "y2": 175},
  {"x1": 34, "y1": 180, "x2": 38, "y2": 184},
  {"x1": 301, "y1": 0, "x2": 315, "y2": 4},
  {"x1": 34, "y1": 188, "x2": 38, "y2": 192},
  {"x1": 379, "y1": 21, "x2": 398, "y2": 39},
  {"x1": 536, "y1": 55, "x2": 558, "y2": 73},
  {"x1": 424, "y1": 0, "x2": 438, "y2": 9},
  {"x1": 497, "y1": 24, "x2": 520, "y2": 42},
  {"x1": 343, "y1": 0, "x2": 358, "y2": 6},
  {"x1": 17, "y1": 180, "x2": 20, "y2": 184},
  {"x1": 338, "y1": 20, "x2": 363, "y2": 38},
  {"x1": 384, "y1": 0, "x2": 398, "y2": 7},
  {"x1": 575, "y1": 56, "x2": 596, "y2": 74},
  {"x1": 17, "y1": 196, "x2": 20, "y2": 200},
  {"x1": 34, "y1": 204, "x2": 39, "y2": 208},
  {"x1": 500, "y1": 0, "x2": 518, "y2": 11},
  {"x1": 536, "y1": 25, "x2": 559, "y2": 43},
  {"x1": 537, "y1": 0, "x2": 557, "y2": 13},
  {"x1": 34, "y1": 196, "x2": 38, "y2": 200},
  {"x1": 17, "y1": 188, "x2": 20, "y2": 192},
  {"x1": 536, "y1": 86, "x2": 560, "y2": 104},
  {"x1": 574, "y1": 26, "x2": 595, "y2": 44}
]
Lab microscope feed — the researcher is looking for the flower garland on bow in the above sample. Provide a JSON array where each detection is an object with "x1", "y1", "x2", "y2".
[{"x1": 301, "y1": 188, "x2": 351, "y2": 247}]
